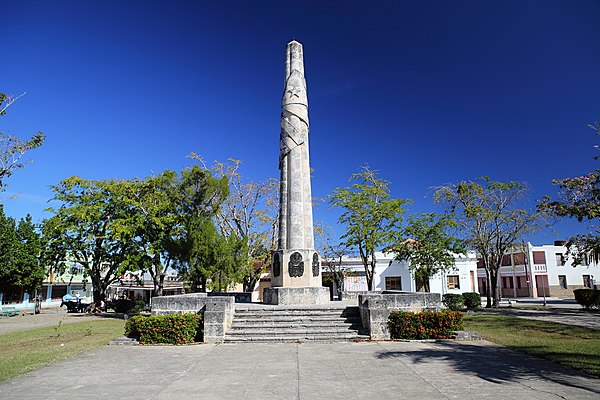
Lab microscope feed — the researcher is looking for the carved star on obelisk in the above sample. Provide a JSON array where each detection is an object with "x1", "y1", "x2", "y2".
[{"x1": 287, "y1": 84, "x2": 301, "y2": 98}]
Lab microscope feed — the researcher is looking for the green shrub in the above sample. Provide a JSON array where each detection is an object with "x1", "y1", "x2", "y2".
[
  {"x1": 125, "y1": 313, "x2": 203, "y2": 345},
  {"x1": 573, "y1": 289, "x2": 600, "y2": 310},
  {"x1": 111, "y1": 299, "x2": 145, "y2": 313},
  {"x1": 462, "y1": 292, "x2": 481, "y2": 309},
  {"x1": 388, "y1": 310, "x2": 463, "y2": 340},
  {"x1": 113, "y1": 299, "x2": 135, "y2": 313},
  {"x1": 442, "y1": 293, "x2": 464, "y2": 311}
]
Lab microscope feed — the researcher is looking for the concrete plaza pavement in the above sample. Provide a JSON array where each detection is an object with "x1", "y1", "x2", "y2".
[{"x1": 1, "y1": 340, "x2": 599, "y2": 400}]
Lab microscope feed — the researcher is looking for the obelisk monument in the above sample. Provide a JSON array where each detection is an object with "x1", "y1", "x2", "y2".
[{"x1": 263, "y1": 40, "x2": 329, "y2": 305}]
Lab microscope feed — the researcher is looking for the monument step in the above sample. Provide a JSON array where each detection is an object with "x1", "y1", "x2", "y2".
[
  {"x1": 224, "y1": 305, "x2": 365, "y2": 343},
  {"x1": 223, "y1": 334, "x2": 370, "y2": 343},
  {"x1": 231, "y1": 315, "x2": 361, "y2": 323},
  {"x1": 227, "y1": 326, "x2": 362, "y2": 334},
  {"x1": 229, "y1": 321, "x2": 361, "y2": 328},
  {"x1": 233, "y1": 309, "x2": 358, "y2": 316}
]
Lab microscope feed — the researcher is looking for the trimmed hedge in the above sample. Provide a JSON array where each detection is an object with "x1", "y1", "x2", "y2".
[
  {"x1": 388, "y1": 310, "x2": 463, "y2": 340},
  {"x1": 462, "y1": 292, "x2": 481, "y2": 309},
  {"x1": 573, "y1": 289, "x2": 600, "y2": 310},
  {"x1": 125, "y1": 314, "x2": 203, "y2": 345},
  {"x1": 442, "y1": 293, "x2": 464, "y2": 311}
]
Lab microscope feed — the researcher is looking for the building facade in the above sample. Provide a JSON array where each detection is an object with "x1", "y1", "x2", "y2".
[
  {"x1": 324, "y1": 251, "x2": 479, "y2": 298},
  {"x1": 477, "y1": 241, "x2": 599, "y2": 299}
]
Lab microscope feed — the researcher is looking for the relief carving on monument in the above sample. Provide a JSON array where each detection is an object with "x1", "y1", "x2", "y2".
[
  {"x1": 272, "y1": 253, "x2": 281, "y2": 277},
  {"x1": 288, "y1": 251, "x2": 304, "y2": 277},
  {"x1": 312, "y1": 253, "x2": 319, "y2": 277}
]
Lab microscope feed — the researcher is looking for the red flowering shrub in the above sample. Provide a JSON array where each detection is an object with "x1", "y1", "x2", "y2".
[
  {"x1": 125, "y1": 314, "x2": 203, "y2": 344},
  {"x1": 388, "y1": 310, "x2": 463, "y2": 340}
]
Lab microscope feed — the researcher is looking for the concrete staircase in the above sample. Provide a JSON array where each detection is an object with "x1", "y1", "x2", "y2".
[{"x1": 223, "y1": 304, "x2": 368, "y2": 343}]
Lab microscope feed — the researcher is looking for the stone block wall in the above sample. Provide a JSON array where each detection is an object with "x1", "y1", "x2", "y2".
[
  {"x1": 207, "y1": 292, "x2": 252, "y2": 303},
  {"x1": 263, "y1": 286, "x2": 330, "y2": 305},
  {"x1": 151, "y1": 293, "x2": 235, "y2": 343},
  {"x1": 359, "y1": 292, "x2": 442, "y2": 340}
]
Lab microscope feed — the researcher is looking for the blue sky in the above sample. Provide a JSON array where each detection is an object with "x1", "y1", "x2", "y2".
[{"x1": 2, "y1": 0, "x2": 599, "y2": 245}]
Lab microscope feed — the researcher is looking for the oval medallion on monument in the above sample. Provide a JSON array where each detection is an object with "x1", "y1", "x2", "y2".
[
  {"x1": 288, "y1": 252, "x2": 304, "y2": 277},
  {"x1": 272, "y1": 253, "x2": 281, "y2": 277},
  {"x1": 312, "y1": 253, "x2": 319, "y2": 277}
]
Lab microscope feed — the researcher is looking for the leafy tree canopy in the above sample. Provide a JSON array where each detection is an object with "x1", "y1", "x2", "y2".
[
  {"x1": 391, "y1": 212, "x2": 464, "y2": 292},
  {"x1": 0, "y1": 93, "x2": 45, "y2": 191},
  {"x1": 435, "y1": 177, "x2": 544, "y2": 307},
  {"x1": 330, "y1": 165, "x2": 410, "y2": 290},
  {"x1": 0, "y1": 206, "x2": 44, "y2": 296},
  {"x1": 539, "y1": 122, "x2": 600, "y2": 265}
]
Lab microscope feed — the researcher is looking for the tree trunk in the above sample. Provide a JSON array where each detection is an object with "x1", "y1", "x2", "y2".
[
  {"x1": 485, "y1": 269, "x2": 492, "y2": 308},
  {"x1": 158, "y1": 272, "x2": 165, "y2": 297},
  {"x1": 91, "y1": 270, "x2": 103, "y2": 303},
  {"x1": 243, "y1": 275, "x2": 258, "y2": 293},
  {"x1": 490, "y1": 269, "x2": 499, "y2": 307}
]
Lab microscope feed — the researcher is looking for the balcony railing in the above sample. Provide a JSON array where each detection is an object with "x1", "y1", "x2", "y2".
[
  {"x1": 500, "y1": 265, "x2": 526, "y2": 274},
  {"x1": 533, "y1": 264, "x2": 547, "y2": 273}
]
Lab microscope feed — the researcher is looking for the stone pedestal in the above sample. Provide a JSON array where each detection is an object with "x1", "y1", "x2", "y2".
[
  {"x1": 263, "y1": 286, "x2": 330, "y2": 305},
  {"x1": 270, "y1": 249, "x2": 321, "y2": 287}
]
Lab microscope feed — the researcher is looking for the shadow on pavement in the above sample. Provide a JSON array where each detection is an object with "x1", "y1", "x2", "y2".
[{"x1": 375, "y1": 341, "x2": 600, "y2": 396}]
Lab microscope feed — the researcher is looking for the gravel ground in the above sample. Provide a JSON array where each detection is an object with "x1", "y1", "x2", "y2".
[{"x1": 0, "y1": 307, "x2": 104, "y2": 335}]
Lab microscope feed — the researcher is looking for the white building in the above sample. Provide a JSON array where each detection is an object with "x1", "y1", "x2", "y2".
[
  {"x1": 326, "y1": 251, "x2": 479, "y2": 297},
  {"x1": 478, "y1": 241, "x2": 599, "y2": 299}
]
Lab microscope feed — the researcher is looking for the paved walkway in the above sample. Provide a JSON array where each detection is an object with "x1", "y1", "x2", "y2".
[{"x1": 1, "y1": 340, "x2": 599, "y2": 399}]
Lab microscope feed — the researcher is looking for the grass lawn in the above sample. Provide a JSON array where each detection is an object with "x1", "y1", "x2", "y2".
[
  {"x1": 463, "y1": 313, "x2": 600, "y2": 377},
  {"x1": 0, "y1": 318, "x2": 125, "y2": 382}
]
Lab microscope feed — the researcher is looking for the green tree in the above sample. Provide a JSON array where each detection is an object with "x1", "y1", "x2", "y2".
[
  {"x1": 191, "y1": 154, "x2": 279, "y2": 293},
  {"x1": 539, "y1": 122, "x2": 599, "y2": 265},
  {"x1": 0, "y1": 93, "x2": 45, "y2": 191},
  {"x1": 0, "y1": 207, "x2": 44, "y2": 298},
  {"x1": 44, "y1": 177, "x2": 138, "y2": 304},
  {"x1": 330, "y1": 165, "x2": 410, "y2": 290},
  {"x1": 391, "y1": 213, "x2": 464, "y2": 292},
  {"x1": 170, "y1": 165, "x2": 233, "y2": 292},
  {"x1": 314, "y1": 221, "x2": 354, "y2": 300},
  {"x1": 14, "y1": 214, "x2": 45, "y2": 292},
  {"x1": 182, "y1": 218, "x2": 248, "y2": 292},
  {"x1": 123, "y1": 171, "x2": 180, "y2": 297},
  {"x1": 0, "y1": 206, "x2": 19, "y2": 297},
  {"x1": 435, "y1": 177, "x2": 544, "y2": 307}
]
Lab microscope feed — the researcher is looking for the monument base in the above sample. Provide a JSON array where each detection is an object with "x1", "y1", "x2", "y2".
[{"x1": 263, "y1": 287, "x2": 330, "y2": 305}]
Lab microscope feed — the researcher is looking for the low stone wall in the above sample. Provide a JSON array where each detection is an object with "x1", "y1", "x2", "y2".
[
  {"x1": 358, "y1": 292, "x2": 442, "y2": 340},
  {"x1": 341, "y1": 291, "x2": 370, "y2": 301},
  {"x1": 207, "y1": 292, "x2": 252, "y2": 303},
  {"x1": 151, "y1": 293, "x2": 235, "y2": 344},
  {"x1": 263, "y1": 287, "x2": 330, "y2": 305}
]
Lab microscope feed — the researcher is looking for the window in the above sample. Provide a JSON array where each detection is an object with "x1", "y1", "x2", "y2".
[
  {"x1": 558, "y1": 275, "x2": 567, "y2": 289},
  {"x1": 501, "y1": 255, "x2": 512, "y2": 266},
  {"x1": 446, "y1": 275, "x2": 460, "y2": 290},
  {"x1": 385, "y1": 276, "x2": 402, "y2": 291},
  {"x1": 533, "y1": 251, "x2": 546, "y2": 265},
  {"x1": 502, "y1": 276, "x2": 514, "y2": 289},
  {"x1": 513, "y1": 253, "x2": 525, "y2": 266},
  {"x1": 555, "y1": 253, "x2": 565, "y2": 266},
  {"x1": 583, "y1": 275, "x2": 592, "y2": 288}
]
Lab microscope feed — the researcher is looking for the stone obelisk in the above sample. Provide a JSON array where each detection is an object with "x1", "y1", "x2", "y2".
[{"x1": 263, "y1": 40, "x2": 329, "y2": 305}]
